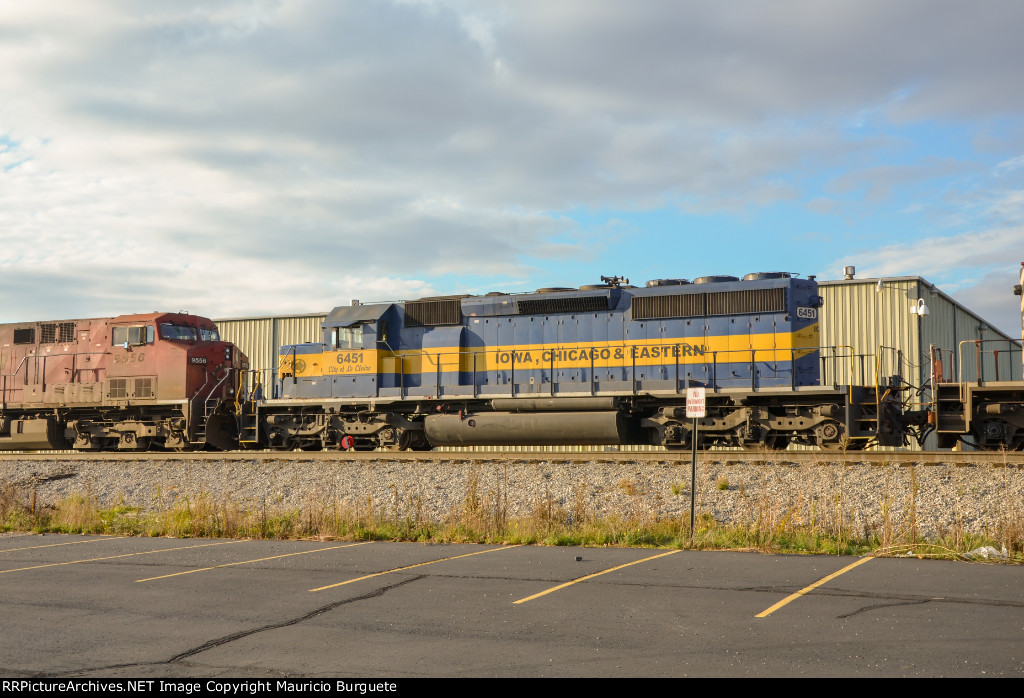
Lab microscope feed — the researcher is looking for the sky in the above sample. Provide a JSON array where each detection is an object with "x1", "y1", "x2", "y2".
[{"x1": 1, "y1": 0, "x2": 1023, "y2": 336}]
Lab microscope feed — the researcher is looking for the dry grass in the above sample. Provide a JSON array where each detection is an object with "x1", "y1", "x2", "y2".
[{"x1": 2, "y1": 461, "x2": 1022, "y2": 561}]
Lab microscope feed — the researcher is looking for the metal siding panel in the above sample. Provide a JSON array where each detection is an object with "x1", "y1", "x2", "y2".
[
  {"x1": 216, "y1": 315, "x2": 326, "y2": 391},
  {"x1": 819, "y1": 280, "x2": 919, "y2": 387}
]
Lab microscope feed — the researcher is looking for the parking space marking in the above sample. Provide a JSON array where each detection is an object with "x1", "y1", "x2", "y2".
[
  {"x1": 310, "y1": 545, "x2": 520, "y2": 592},
  {"x1": 0, "y1": 538, "x2": 118, "y2": 553},
  {"x1": 756, "y1": 556, "x2": 874, "y2": 618},
  {"x1": 513, "y1": 549, "x2": 681, "y2": 604},
  {"x1": 136, "y1": 541, "x2": 373, "y2": 582},
  {"x1": 0, "y1": 540, "x2": 245, "y2": 576}
]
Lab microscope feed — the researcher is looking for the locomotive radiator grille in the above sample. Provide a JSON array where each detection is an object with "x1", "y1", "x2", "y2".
[
  {"x1": 632, "y1": 289, "x2": 785, "y2": 319},
  {"x1": 707, "y1": 288, "x2": 786, "y2": 316},
  {"x1": 37, "y1": 322, "x2": 75, "y2": 344},
  {"x1": 135, "y1": 377, "x2": 153, "y2": 398},
  {"x1": 517, "y1": 295, "x2": 610, "y2": 315},
  {"x1": 405, "y1": 299, "x2": 462, "y2": 327},
  {"x1": 631, "y1": 293, "x2": 705, "y2": 320},
  {"x1": 108, "y1": 379, "x2": 127, "y2": 399}
]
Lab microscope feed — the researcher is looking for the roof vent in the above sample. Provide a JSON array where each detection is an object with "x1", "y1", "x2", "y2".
[
  {"x1": 645, "y1": 278, "x2": 691, "y2": 287},
  {"x1": 742, "y1": 272, "x2": 792, "y2": 281},
  {"x1": 693, "y1": 275, "x2": 739, "y2": 284}
]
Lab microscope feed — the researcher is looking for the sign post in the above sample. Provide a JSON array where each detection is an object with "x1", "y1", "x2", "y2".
[{"x1": 685, "y1": 387, "x2": 706, "y2": 543}]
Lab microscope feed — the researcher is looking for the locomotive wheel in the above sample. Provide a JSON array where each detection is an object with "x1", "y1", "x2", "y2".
[
  {"x1": 406, "y1": 431, "x2": 433, "y2": 451},
  {"x1": 378, "y1": 427, "x2": 400, "y2": 451},
  {"x1": 975, "y1": 419, "x2": 1024, "y2": 451},
  {"x1": 664, "y1": 433, "x2": 704, "y2": 451},
  {"x1": 740, "y1": 433, "x2": 790, "y2": 451},
  {"x1": 814, "y1": 421, "x2": 847, "y2": 451}
]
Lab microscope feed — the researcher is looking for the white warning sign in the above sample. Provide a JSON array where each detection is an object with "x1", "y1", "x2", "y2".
[{"x1": 686, "y1": 387, "x2": 706, "y2": 418}]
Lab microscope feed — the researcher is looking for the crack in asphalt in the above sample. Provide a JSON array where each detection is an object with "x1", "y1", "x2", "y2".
[
  {"x1": 169, "y1": 575, "x2": 425, "y2": 662},
  {"x1": 51, "y1": 574, "x2": 425, "y2": 677},
  {"x1": 837, "y1": 598, "x2": 933, "y2": 618}
]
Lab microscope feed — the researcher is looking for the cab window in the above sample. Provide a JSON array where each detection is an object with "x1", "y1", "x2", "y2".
[
  {"x1": 159, "y1": 324, "x2": 199, "y2": 341},
  {"x1": 331, "y1": 326, "x2": 363, "y2": 349},
  {"x1": 112, "y1": 326, "x2": 154, "y2": 346},
  {"x1": 200, "y1": 327, "x2": 220, "y2": 341}
]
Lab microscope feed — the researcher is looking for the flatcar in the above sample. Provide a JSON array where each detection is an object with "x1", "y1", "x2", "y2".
[
  {"x1": 254, "y1": 273, "x2": 922, "y2": 451},
  {"x1": 0, "y1": 312, "x2": 247, "y2": 451}
]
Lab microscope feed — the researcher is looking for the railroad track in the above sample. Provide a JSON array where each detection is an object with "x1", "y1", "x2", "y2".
[{"x1": 1, "y1": 449, "x2": 1021, "y2": 466}]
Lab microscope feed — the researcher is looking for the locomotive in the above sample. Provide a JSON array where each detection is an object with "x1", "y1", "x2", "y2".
[
  {"x1": 255, "y1": 272, "x2": 928, "y2": 452},
  {"x1": 0, "y1": 312, "x2": 247, "y2": 451},
  {"x1": 3, "y1": 265, "x2": 1021, "y2": 453}
]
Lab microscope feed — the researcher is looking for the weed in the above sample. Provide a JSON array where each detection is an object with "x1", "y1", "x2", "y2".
[{"x1": 2, "y1": 462, "x2": 1020, "y2": 563}]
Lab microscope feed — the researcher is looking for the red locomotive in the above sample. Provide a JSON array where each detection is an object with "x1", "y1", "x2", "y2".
[{"x1": 0, "y1": 312, "x2": 247, "y2": 451}]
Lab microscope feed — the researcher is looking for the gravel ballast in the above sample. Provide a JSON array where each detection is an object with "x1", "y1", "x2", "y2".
[{"x1": 2, "y1": 456, "x2": 1022, "y2": 540}]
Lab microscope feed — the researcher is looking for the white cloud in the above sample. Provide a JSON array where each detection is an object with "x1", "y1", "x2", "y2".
[
  {"x1": 994, "y1": 154, "x2": 1024, "y2": 176},
  {"x1": 3, "y1": 0, "x2": 1024, "y2": 321}
]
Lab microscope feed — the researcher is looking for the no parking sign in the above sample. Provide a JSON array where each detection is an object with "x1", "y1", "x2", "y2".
[
  {"x1": 684, "y1": 387, "x2": 705, "y2": 542},
  {"x1": 686, "y1": 387, "x2": 706, "y2": 418}
]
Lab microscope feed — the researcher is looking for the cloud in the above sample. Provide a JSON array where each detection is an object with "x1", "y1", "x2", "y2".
[
  {"x1": 834, "y1": 217, "x2": 1024, "y2": 335},
  {"x1": 950, "y1": 268, "x2": 1023, "y2": 339},
  {"x1": 3, "y1": 1, "x2": 1024, "y2": 321}
]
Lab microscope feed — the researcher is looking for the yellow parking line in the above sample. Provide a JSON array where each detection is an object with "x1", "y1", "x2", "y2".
[
  {"x1": 137, "y1": 541, "x2": 372, "y2": 582},
  {"x1": 756, "y1": 556, "x2": 874, "y2": 618},
  {"x1": 310, "y1": 545, "x2": 520, "y2": 592},
  {"x1": 0, "y1": 540, "x2": 245, "y2": 575},
  {"x1": 0, "y1": 538, "x2": 117, "y2": 553},
  {"x1": 514, "y1": 549, "x2": 681, "y2": 604}
]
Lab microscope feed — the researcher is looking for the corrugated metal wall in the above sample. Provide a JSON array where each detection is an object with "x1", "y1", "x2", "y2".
[
  {"x1": 217, "y1": 314, "x2": 326, "y2": 384},
  {"x1": 819, "y1": 277, "x2": 1022, "y2": 388},
  {"x1": 818, "y1": 278, "x2": 923, "y2": 388}
]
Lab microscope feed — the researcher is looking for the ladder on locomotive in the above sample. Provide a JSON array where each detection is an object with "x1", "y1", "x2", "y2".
[
  {"x1": 190, "y1": 368, "x2": 239, "y2": 447},
  {"x1": 236, "y1": 370, "x2": 263, "y2": 447},
  {"x1": 846, "y1": 346, "x2": 916, "y2": 447}
]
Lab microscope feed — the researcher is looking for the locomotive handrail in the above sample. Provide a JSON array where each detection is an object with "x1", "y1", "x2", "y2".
[
  {"x1": 286, "y1": 341, "x2": 855, "y2": 399},
  {"x1": 956, "y1": 338, "x2": 1023, "y2": 398},
  {"x1": 929, "y1": 345, "x2": 956, "y2": 383},
  {"x1": 272, "y1": 340, "x2": 864, "y2": 400},
  {"x1": 875, "y1": 345, "x2": 902, "y2": 436},
  {"x1": 1, "y1": 356, "x2": 32, "y2": 410}
]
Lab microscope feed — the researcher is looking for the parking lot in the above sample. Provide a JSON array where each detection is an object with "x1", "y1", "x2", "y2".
[{"x1": 1, "y1": 534, "x2": 1022, "y2": 677}]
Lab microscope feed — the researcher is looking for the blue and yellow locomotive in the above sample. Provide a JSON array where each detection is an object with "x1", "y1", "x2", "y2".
[{"x1": 257, "y1": 273, "x2": 905, "y2": 450}]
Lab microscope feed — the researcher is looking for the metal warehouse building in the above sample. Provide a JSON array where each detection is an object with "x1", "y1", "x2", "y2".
[
  {"x1": 216, "y1": 269, "x2": 1022, "y2": 450},
  {"x1": 819, "y1": 270, "x2": 1021, "y2": 388}
]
